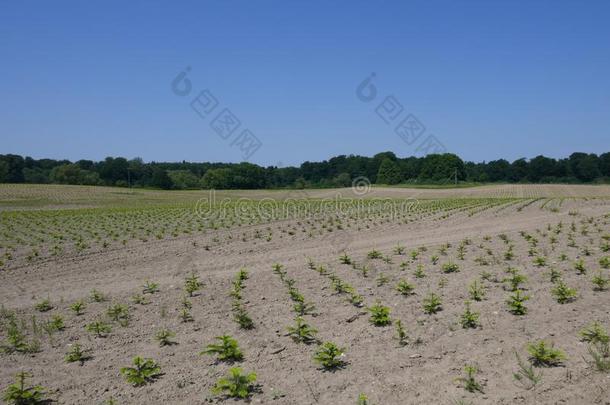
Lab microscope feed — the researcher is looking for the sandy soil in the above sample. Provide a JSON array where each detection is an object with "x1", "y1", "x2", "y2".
[{"x1": 1, "y1": 196, "x2": 609, "y2": 404}]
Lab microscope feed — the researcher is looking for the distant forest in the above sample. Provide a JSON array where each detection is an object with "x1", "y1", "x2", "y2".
[{"x1": 1, "y1": 152, "x2": 609, "y2": 190}]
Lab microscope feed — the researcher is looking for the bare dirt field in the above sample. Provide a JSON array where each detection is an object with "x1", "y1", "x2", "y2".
[{"x1": 1, "y1": 184, "x2": 609, "y2": 404}]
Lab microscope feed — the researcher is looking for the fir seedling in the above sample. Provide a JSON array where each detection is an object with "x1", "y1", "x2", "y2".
[
  {"x1": 1, "y1": 319, "x2": 37, "y2": 354},
  {"x1": 90, "y1": 289, "x2": 107, "y2": 302},
  {"x1": 396, "y1": 279, "x2": 415, "y2": 296},
  {"x1": 376, "y1": 273, "x2": 389, "y2": 287},
  {"x1": 86, "y1": 319, "x2": 112, "y2": 337},
  {"x1": 184, "y1": 273, "x2": 202, "y2": 296},
  {"x1": 142, "y1": 280, "x2": 159, "y2": 294},
  {"x1": 357, "y1": 393, "x2": 371, "y2": 404},
  {"x1": 468, "y1": 280, "x2": 485, "y2": 301},
  {"x1": 504, "y1": 268, "x2": 527, "y2": 291},
  {"x1": 339, "y1": 253, "x2": 352, "y2": 265},
  {"x1": 527, "y1": 341, "x2": 566, "y2": 367},
  {"x1": 441, "y1": 262, "x2": 459, "y2": 273},
  {"x1": 46, "y1": 315, "x2": 65, "y2": 331},
  {"x1": 155, "y1": 329, "x2": 176, "y2": 347},
  {"x1": 293, "y1": 301, "x2": 316, "y2": 316},
  {"x1": 551, "y1": 280, "x2": 577, "y2": 304},
  {"x1": 422, "y1": 292, "x2": 442, "y2": 314},
  {"x1": 368, "y1": 301, "x2": 391, "y2": 326},
  {"x1": 506, "y1": 290, "x2": 529, "y2": 315},
  {"x1": 202, "y1": 335, "x2": 243, "y2": 361},
  {"x1": 2, "y1": 372, "x2": 47, "y2": 405},
  {"x1": 574, "y1": 259, "x2": 586, "y2": 274},
  {"x1": 232, "y1": 304, "x2": 254, "y2": 330},
  {"x1": 107, "y1": 303, "x2": 129, "y2": 326},
  {"x1": 367, "y1": 250, "x2": 382, "y2": 259},
  {"x1": 65, "y1": 343, "x2": 91, "y2": 364},
  {"x1": 286, "y1": 317, "x2": 318, "y2": 344},
  {"x1": 70, "y1": 300, "x2": 86, "y2": 315},
  {"x1": 414, "y1": 264, "x2": 425, "y2": 278},
  {"x1": 548, "y1": 267, "x2": 562, "y2": 283},
  {"x1": 591, "y1": 271, "x2": 609, "y2": 291},
  {"x1": 212, "y1": 367, "x2": 257, "y2": 399},
  {"x1": 34, "y1": 298, "x2": 52, "y2": 312},
  {"x1": 313, "y1": 342, "x2": 345, "y2": 370},
  {"x1": 131, "y1": 294, "x2": 149, "y2": 305},
  {"x1": 180, "y1": 308, "x2": 193, "y2": 323},
  {"x1": 120, "y1": 356, "x2": 162, "y2": 386},
  {"x1": 460, "y1": 301, "x2": 480, "y2": 329},
  {"x1": 395, "y1": 319, "x2": 408, "y2": 346},
  {"x1": 456, "y1": 364, "x2": 484, "y2": 393}
]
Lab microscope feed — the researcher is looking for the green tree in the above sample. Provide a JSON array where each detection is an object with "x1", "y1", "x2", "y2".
[
  {"x1": 376, "y1": 158, "x2": 402, "y2": 184},
  {"x1": 150, "y1": 167, "x2": 173, "y2": 189},
  {"x1": 0, "y1": 160, "x2": 8, "y2": 183},
  {"x1": 200, "y1": 168, "x2": 232, "y2": 189}
]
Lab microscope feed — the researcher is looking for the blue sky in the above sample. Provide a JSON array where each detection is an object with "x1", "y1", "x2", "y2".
[{"x1": 1, "y1": 0, "x2": 609, "y2": 166}]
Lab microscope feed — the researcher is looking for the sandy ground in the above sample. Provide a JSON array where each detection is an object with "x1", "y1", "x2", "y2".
[{"x1": 1, "y1": 195, "x2": 610, "y2": 404}]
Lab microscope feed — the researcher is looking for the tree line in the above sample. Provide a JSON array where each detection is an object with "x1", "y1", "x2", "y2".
[{"x1": 0, "y1": 151, "x2": 608, "y2": 190}]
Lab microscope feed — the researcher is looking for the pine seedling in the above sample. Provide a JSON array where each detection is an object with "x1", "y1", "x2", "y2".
[
  {"x1": 357, "y1": 393, "x2": 370, "y2": 405},
  {"x1": 512, "y1": 352, "x2": 542, "y2": 390},
  {"x1": 551, "y1": 280, "x2": 577, "y2": 303},
  {"x1": 460, "y1": 301, "x2": 480, "y2": 329},
  {"x1": 579, "y1": 321, "x2": 609, "y2": 344},
  {"x1": 212, "y1": 367, "x2": 257, "y2": 399},
  {"x1": 286, "y1": 317, "x2": 318, "y2": 344},
  {"x1": 120, "y1": 356, "x2": 162, "y2": 386},
  {"x1": 313, "y1": 342, "x2": 345, "y2": 370},
  {"x1": 155, "y1": 329, "x2": 176, "y2": 347},
  {"x1": 368, "y1": 301, "x2": 391, "y2": 326},
  {"x1": 2, "y1": 372, "x2": 47, "y2": 405},
  {"x1": 527, "y1": 341, "x2": 566, "y2": 367},
  {"x1": 506, "y1": 290, "x2": 529, "y2": 315},
  {"x1": 396, "y1": 279, "x2": 415, "y2": 296},
  {"x1": 70, "y1": 300, "x2": 86, "y2": 315},
  {"x1": 202, "y1": 335, "x2": 243, "y2": 361},
  {"x1": 422, "y1": 292, "x2": 442, "y2": 314}
]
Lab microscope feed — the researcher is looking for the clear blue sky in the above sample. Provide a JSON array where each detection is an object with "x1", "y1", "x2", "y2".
[{"x1": 1, "y1": 0, "x2": 609, "y2": 166}]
